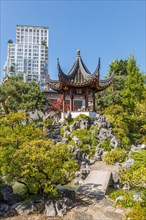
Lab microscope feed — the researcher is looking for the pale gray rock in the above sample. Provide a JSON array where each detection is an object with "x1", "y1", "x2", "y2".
[
  {"x1": 140, "y1": 143, "x2": 146, "y2": 150},
  {"x1": 44, "y1": 201, "x2": 57, "y2": 217},
  {"x1": 122, "y1": 183, "x2": 130, "y2": 190},
  {"x1": 70, "y1": 123, "x2": 76, "y2": 132},
  {"x1": 130, "y1": 145, "x2": 141, "y2": 153},
  {"x1": 75, "y1": 171, "x2": 81, "y2": 177},
  {"x1": 64, "y1": 130, "x2": 71, "y2": 138},
  {"x1": 65, "y1": 112, "x2": 71, "y2": 120},
  {"x1": 62, "y1": 137, "x2": 68, "y2": 144},
  {"x1": 14, "y1": 203, "x2": 35, "y2": 215},
  {"x1": 80, "y1": 120, "x2": 90, "y2": 130},
  {"x1": 110, "y1": 137, "x2": 118, "y2": 148},
  {"x1": 88, "y1": 159, "x2": 95, "y2": 165},
  {"x1": 133, "y1": 194, "x2": 143, "y2": 202},
  {"x1": 112, "y1": 167, "x2": 121, "y2": 185},
  {"x1": 115, "y1": 196, "x2": 124, "y2": 204},
  {"x1": 122, "y1": 158, "x2": 135, "y2": 169},
  {"x1": 55, "y1": 201, "x2": 64, "y2": 217},
  {"x1": 72, "y1": 136, "x2": 81, "y2": 145},
  {"x1": 75, "y1": 120, "x2": 80, "y2": 127}
]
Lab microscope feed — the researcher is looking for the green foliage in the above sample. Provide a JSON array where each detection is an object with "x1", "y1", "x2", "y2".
[
  {"x1": 72, "y1": 129, "x2": 91, "y2": 153},
  {"x1": 121, "y1": 137, "x2": 131, "y2": 150},
  {"x1": 72, "y1": 129, "x2": 91, "y2": 144},
  {"x1": 103, "y1": 148, "x2": 127, "y2": 164},
  {"x1": 60, "y1": 127, "x2": 65, "y2": 136},
  {"x1": 0, "y1": 112, "x2": 44, "y2": 149},
  {"x1": 12, "y1": 182, "x2": 27, "y2": 197},
  {"x1": 125, "y1": 202, "x2": 146, "y2": 220},
  {"x1": 101, "y1": 140, "x2": 112, "y2": 151},
  {"x1": 73, "y1": 114, "x2": 91, "y2": 122},
  {"x1": 104, "y1": 105, "x2": 129, "y2": 142},
  {"x1": 109, "y1": 190, "x2": 136, "y2": 207},
  {"x1": 97, "y1": 56, "x2": 146, "y2": 146},
  {"x1": 119, "y1": 150, "x2": 146, "y2": 189},
  {"x1": 65, "y1": 118, "x2": 74, "y2": 125},
  {"x1": 121, "y1": 55, "x2": 145, "y2": 113},
  {"x1": 130, "y1": 150, "x2": 146, "y2": 169},
  {"x1": 0, "y1": 76, "x2": 47, "y2": 113},
  {"x1": 71, "y1": 128, "x2": 98, "y2": 156},
  {"x1": 0, "y1": 112, "x2": 78, "y2": 195},
  {"x1": 1, "y1": 139, "x2": 78, "y2": 195},
  {"x1": 96, "y1": 59, "x2": 128, "y2": 112},
  {"x1": 120, "y1": 166, "x2": 146, "y2": 189}
]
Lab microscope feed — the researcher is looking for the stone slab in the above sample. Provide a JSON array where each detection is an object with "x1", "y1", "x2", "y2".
[{"x1": 61, "y1": 111, "x2": 96, "y2": 119}]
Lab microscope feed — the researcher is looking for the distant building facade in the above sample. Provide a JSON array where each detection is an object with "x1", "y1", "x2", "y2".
[{"x1": 3, "y1": 25, "x2": 49, "y2": 90}]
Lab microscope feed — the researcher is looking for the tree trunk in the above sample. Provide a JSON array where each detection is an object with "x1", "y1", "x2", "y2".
[
  {"x1": 37, "y1": 187, "x2": 44, "y2": 195},
  {"x1": 0, "y1": 100, "x2": 9, "y2": 114}
]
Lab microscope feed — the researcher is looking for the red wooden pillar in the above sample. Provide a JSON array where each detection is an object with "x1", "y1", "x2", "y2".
[
  {"x1": 93, "y1": 90, "x2": 96, "y2": 112},
  {"x1": 70, "y1": 88, "x2": 73, "y2": 111},
  {"x1": 85, "y1": 88, "x2": 89, "y2": 111},
  {"x1": 63, "y1": 91, "x2": 65, "y2": 112}
]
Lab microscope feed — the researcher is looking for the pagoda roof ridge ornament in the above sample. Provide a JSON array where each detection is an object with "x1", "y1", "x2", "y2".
[
  {"x1": 77, "y1": 50, "x2": 80, "y2": 57},
  {"x1": 93, "y1": 57, "x2": 100, "y2": 76}
]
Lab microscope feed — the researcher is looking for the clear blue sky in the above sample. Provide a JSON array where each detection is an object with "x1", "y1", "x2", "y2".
[{"x1": 0, "y1": 0, "x2": 146, "y2": 82}]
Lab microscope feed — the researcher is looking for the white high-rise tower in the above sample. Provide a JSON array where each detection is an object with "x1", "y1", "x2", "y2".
[{"x1": 3, "y1": 25, "x2": 49, "y2": 90}]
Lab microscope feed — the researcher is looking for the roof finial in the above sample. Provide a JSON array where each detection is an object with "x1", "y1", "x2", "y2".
[{"x1": 77, "y1": 50, "x2": 80, "y2": 57}]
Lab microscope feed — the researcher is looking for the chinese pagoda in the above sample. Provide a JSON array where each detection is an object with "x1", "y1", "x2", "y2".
[{"x1": 46, "y1": 50, "x2": 114, "y2": 116}]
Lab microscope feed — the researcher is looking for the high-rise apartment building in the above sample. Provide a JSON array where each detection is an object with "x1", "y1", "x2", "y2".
[{"x1": 3, "y1": 25, "x2": 49, "y2": 90}]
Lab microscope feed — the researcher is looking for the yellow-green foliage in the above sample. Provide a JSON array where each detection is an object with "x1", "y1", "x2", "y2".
[
  {"x1": 73, "y1": 114, "x2": 91, "y2": 122},
  {"x1": 104, "y1": 105, "x2": 129, "y2": 141},
  {"x1": 120, "y1": 166, "x2": 146, "y2": 189},
  {"x1": 119, "y1": 150, "x2": 146, "y2": 189},
  {"x1": 101, "y1": 140, "x2": 112, "y2": 151},
  {"x1": 0, "y1": 76, "x2": 47, "y2": 113},
  {"x1": 98, "y1": 57, "x2": 146, "y2": 145},
  {"x1": 125, "y1": 203, "x2": 146, "y2": 220},
  {"x1": 103, "y1": 148, "x2": 127, "y2": 164},
  {"x1": 0, "y1": 112, "x2": 78, "y2": 195},
  {"x1": 0, "y1": 112, "x2": 43, "y2": 148},
  {"x1": 71, "y1": 127, "x2": 98, "y2": 156},
  {"x1": 131, "y1": 150, "x2": 146, "y2": 169},
  {"x1": 109, "y1": 189, "x2": 136, "y2": 207}
]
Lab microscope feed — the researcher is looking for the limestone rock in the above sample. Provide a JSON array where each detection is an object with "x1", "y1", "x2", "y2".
[
  {"x1": 44, "y1": 201, "x2": 57, "y2": 217},
  {"x1": 122, "y1": 158, "x2": 135, "y2": 169},
  {"x1": 0, "y1": 204, "x2": 10, "y2": 213},
  {"x1": 110, "y1": 137, "x2": 118, "y2": 148}
]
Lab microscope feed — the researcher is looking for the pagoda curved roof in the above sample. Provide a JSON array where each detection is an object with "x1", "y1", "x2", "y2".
[
  {"x1": 57, "y1": 50, "x2": 100, "y2": 80},
  {"x1": 46, "y1": 50, "x2": 114, "y2": 92}
]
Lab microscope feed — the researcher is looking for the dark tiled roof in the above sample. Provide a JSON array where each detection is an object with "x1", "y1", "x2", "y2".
[{"x1": 46, "y1": 50, "x2": 114, "y2": 92}]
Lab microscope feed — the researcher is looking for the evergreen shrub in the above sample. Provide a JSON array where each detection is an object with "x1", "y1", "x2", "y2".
[
  {"x1": 103, "y1": 148, "x2": 127, "y2": 164},
  {"x1": 109, "y1": 189, "x2": 136, "y2": 208}
]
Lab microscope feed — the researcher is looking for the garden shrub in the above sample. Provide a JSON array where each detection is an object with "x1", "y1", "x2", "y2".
[
  {"x1": 101, "y1": 140, "x2": 112, "y2": 151},
  {"x1": 125, "y1": 202, "x2": 146, "y2": 220},
  {"x1": 71, "y1": 128, "x2": 98, "y2": 156},
  {"x1": 109, "y1": 189, "x2": 136, "y2": 208},
  {"x1": 130, "y1": 150, "x2": 146, "y2": 169},
  {"x1": 74, "y1": 114, "x2": 91, "y2": 122},
  {"x1": 103, "y1": 148, "x2": 127, "y2": 164}
]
